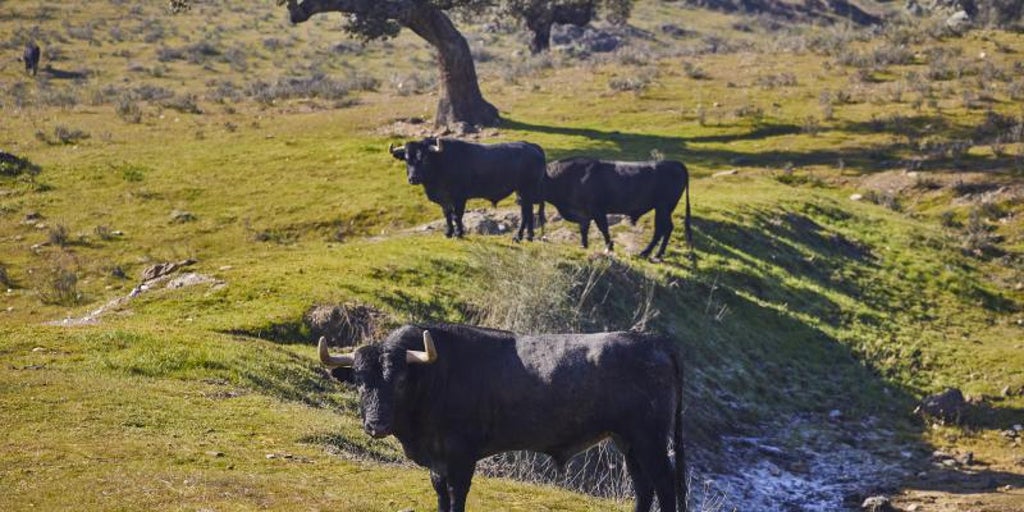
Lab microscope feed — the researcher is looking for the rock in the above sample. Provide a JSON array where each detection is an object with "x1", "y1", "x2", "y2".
[
  {"x1": 850, "y1": 193, "x2": 864, "y2": 201},
  {"x1": 170, "y1": 209, "x2": 197, "y2": 223},
  {"x1": 140, "y1": 259, "x2": 196, "y2": 281},
  {"x1": 906, "y1": 504, "x2": 921, "y2": 512},
  {"x1": 829, "y1": 409, "x2": 843, "y2": 421},
  {"x1": 551, "y1": 24, "x2": 620, "y2": 53},
  {"x1": 861, "y1": 495, "x2": 895, "y2": 511},
  {"x1": 660, "y1": 24, "x2": 689, "y2": 38},
  {"x1": 712, "y1": 169, "x2": 739, "y2": 178},
  {"x1": 205, "y1": 451, "x2": 225, "y2": 457},
  {"x1": 945, "y1": 10, "x2": 971, "y2": 33},
  {"x1": 955, "y1": 451, "x2": 973, "y2": 466},
  {"x1": 915, "y1": 388, "x2": 967, "y2": 424},
  {"x1": 166, "y1": 273, "x2": 221, "y2": 290}
]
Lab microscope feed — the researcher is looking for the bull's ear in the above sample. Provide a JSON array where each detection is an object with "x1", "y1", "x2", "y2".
[{"x1": 329, "y1": 366, "x2": 354, "y2": 384}]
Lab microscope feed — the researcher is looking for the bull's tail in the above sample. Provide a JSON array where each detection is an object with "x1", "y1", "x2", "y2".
[
  {"x1": 682, "y1": 163, "x2": 694, "y2": 265},
  {"x1": 683, "y1": 164, "x2": 692, "y2": 246},
  {"x1": 672, "y1": 352, "x2": 688, "y2": 512}
]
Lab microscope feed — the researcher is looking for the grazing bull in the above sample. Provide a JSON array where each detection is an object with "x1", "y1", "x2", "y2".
[
  {"x1": 319, "y1": 323, "x2": 687, "y2": 512},
  {"x1": 389, "y1": 138, "x2": 545, "y2": 242},
  {"x1": 22, "y1": 42, "x2": 40, "y2": 76},
  {"x1": 542, "y1": 157, "x2": 692, "y2": 260}
]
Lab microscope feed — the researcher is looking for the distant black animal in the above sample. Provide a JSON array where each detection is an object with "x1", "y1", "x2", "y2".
[
  {"x1": 542, "y1": 157, "x2": 692, "y2": 260},
  {"x1": 389, "y1": 138, "x2": 545, "y2": 242},
  {"x1": 22, "y1": 42, "x2": 40, "y2": 76},
  {"x1": 319, "y1": 323, "x2": 687, "y2": 512}
]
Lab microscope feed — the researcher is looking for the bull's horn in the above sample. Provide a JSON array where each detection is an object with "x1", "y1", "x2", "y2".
[
  {"x1": 388, "y1": 142, "x2": 400, "y2": 155},
  {"x1": 428, "y1": 138, "x2": 443, "y2": 153},
  {"x1": 406, "y1": 330, "x2": 437, "y2": 364},
  {"x1": 318, "y1": 336, "x2": 354, "y2": 368}
]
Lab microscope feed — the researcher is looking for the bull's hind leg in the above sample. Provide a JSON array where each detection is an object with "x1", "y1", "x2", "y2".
[
  {"x1": 639, "y1": 445, "x2": 677, "y2": 512},
  {"x1": 640, "y1": 209, "x2": 673, "y2": 260},
  {"x1": 623, "y1": 451, "x2": 656, "y2": 512},
  {"x1": 514, "y1": 196, "x2": 534, "y2": 242},
  {"x1": 430, "y1": 471, "x2": 451, "y2": 512},
  {"x1": 594, "y1": 213, "x2": 614, "y2": 253},
  {"x1": 578, "y1": 219, "x2": 591, "y2": 248}
]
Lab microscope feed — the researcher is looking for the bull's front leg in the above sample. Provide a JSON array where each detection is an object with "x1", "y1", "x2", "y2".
[
  {"x1": 453, "y1": 201, "x2": 467, "y2": 238},
  {"x1": 442, "y1": 206, "x2": 456, "y2": 238},
  {"x1": 429, "y1": 470, "x2": 451, "y2": 512},
  {"x1": 445, "y1": 460, "x2": 476, "y2": 512},
  {"x1": 593, "y1": 213, "x2": 614, "y2": 253},
  {"x1": 579, "y1": 219, "x2": 591, "y2": 248}
]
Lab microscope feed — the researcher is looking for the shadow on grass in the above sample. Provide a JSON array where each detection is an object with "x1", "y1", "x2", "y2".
[{"x1": 504, "y1": 116, "x2": 1021, "y2": 176}]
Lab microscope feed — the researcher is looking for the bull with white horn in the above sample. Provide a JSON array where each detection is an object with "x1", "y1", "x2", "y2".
[
  {"x1": 317, "y1": 322, "x2": 688, "y2": 512},
  {"x1": 387, "y1": 137, "x2": 546, "y2": 241}
]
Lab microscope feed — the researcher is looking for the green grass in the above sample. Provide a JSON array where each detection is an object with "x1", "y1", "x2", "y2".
[{"x1": 2, "y1": 0, "x2": 1023, "y2": 509}]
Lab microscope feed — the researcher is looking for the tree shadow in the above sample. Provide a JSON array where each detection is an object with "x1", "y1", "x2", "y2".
[{"x1": 504, "y1": 116, "x2": 1021, "y2": 176}]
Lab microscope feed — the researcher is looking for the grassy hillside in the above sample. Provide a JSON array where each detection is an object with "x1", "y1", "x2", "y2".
[{"x1": 2, "y1": 1, "x2": 1023, "y2": 510}]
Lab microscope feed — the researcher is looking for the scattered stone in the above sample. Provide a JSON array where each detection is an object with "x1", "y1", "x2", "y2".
[
  {"x1": 946, "y1": 10, "x2": 971, "y2": 33},
  {"x1": 551, "y1": 24, "x2": 620, "y2": 54},
  {"x1": 140, "y1": 259, "x2": 196, "y2": 281},
  {"x1": 829, "y1": 409, "x2": 843, "y2": 422},
  {"x1": 205, "y1": 451, "x2": 225, "y2": 457},
  {"x1": 861, "y1": 495, "x2": 895, "y2": 512},
  {"x1": 166, "y1": 272, "x2": 222, "y2": 290},
  {"x1": 850, "y1": 193, "x2": 864, "y2": 201},
  {"x1": 170, "y1": 209, "x2": 197, "y2": 223},
  {"x1": 955, "y1": 451, "x2": 973, "y2": 466},
  {"x1": 660, "y1": 24, "x2": 690, "y2": 38},
  {"x1": 712, "y1": 169, "x2": 739, "y2": 178},
  {"x1": 906, "y1": 504, "x2": 921, "y2": 512},
  {"x1": 31, "y1": 347, "x2": 46, "y2": 352},
  {"x1": 915, "y1": 388, "x2": 967, "y2": 424}
]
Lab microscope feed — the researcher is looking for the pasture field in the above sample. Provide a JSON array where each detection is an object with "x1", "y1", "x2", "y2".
[{"x1": 2, "y1": 1, "x2": 1023, "y2": 510}]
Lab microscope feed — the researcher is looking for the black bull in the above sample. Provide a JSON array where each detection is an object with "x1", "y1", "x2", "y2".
[
  {"x1": 23, "y1": 42, "x2": 40, "y2": 76},
  {"x1": 542, "y1": 157, "x2": 693, "y2": 260},
  {"x1": 389, "y1": 138, "x2": 545, "y2": 242},
  {"x1": 319, "y1": 323, "x2": 687, "y2": 512}
]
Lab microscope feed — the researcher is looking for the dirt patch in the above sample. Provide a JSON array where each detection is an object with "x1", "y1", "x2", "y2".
[
  {"x1": 305, "y1": 303, "x2": 392, "y2": 348},
  {"x1": 45, "y1": 260, "x2": 224, "y2": 327}
]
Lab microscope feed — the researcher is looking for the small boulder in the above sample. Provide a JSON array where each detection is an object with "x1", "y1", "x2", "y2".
[
  {"x1": 861, "y1": 495, "x2": 896, "y2": 512},
  {"x1": 915, "y1": 388, "x2": 967, "y2": 424}
]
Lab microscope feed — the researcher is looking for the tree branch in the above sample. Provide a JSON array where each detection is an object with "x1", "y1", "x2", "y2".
[{"x1": 284, "y1": 0, "x2": 413, "y2": 24}]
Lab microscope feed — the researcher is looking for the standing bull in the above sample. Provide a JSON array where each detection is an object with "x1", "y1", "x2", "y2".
[
  {"x1": 22, "y1": 42, "x2": 40, "y2": 76},
  {"x1": 389, "y1": 138, "x2": 545, "y2": 242},
  {"x1": 542, "y1": 157, "x2": 693, "y2": 261},
  {"x1": 319, "y1": 323, "x2": 687, "y2": 512}
]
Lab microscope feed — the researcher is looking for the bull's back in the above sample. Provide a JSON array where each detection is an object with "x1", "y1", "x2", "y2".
[
  {"x1": 480, "y1": 332, "x2": 679, "y2": 453},
  {"x1": 601, "y1": 160, "x2": 686, "y2": 214},
  {"x1": 442, "y1": 141, "x2": 545, "y2": 202}
]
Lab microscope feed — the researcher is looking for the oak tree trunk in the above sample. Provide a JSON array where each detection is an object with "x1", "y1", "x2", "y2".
[
  {"x1": 285, "y1": 0, "x2": 498, "y2": 128},
  {"x1": 405, "y1": 5, "x2": 499, "y2": 127}
]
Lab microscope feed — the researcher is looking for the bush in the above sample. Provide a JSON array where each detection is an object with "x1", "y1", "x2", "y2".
[
  {"x1": 116, "y1": 96, "x2": 142, "y2": 123},
  {"x1": 35, "y1": 262, "x2": 82, "y2": 306}
]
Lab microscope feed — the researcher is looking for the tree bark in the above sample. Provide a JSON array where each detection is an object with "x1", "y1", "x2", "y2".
[
  {"x1": 403, "y1": 5, "x2": 499, "y2": 127},
  {"x1": 285, "y1": 0, "x2": 499, "y2": 128}
]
